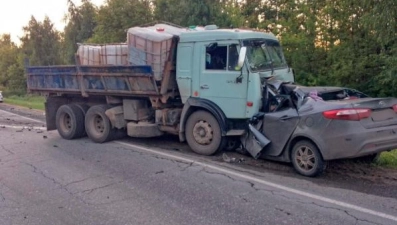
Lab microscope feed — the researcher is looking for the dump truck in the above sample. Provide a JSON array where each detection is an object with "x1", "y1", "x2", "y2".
[{"x1": 26, "y1": 23, "x2": 294, "y2": 156}]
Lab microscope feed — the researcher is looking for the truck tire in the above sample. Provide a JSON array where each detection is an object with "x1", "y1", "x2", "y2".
[
  {"x1": 85, "y1": 105, "x2": 115, "y2": 143},
  {"x1": 56, "y1": 104, "x2": 85, "y2": 140},
  {"x1": 291, "y1": 140, "x2": 325, "y2": 177},
  {"x1": 72, "y1": 103, "x2": 89, "y2": 137},
  {"x1": 185, "y1": 110, "x2": 224, "y2": 156}
]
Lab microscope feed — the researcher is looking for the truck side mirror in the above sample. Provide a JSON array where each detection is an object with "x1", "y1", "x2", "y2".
[{"x1": 237, "y1": 47, "x2": 247, "y2": 70}]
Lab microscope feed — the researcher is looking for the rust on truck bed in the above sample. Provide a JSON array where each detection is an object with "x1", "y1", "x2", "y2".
[{"x1": 27, "y1": 65, "x2": 160, "y2": 97}]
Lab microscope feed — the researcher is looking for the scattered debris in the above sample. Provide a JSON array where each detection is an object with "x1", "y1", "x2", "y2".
[
  {"x1": 222, "y1": 153, "x2": 246, "y2": 163},
  {"x1": 43, "y1": 135, "x2": 47, "y2": 139},
  {"x1": 53, "y1": 145, "x2": 58, "y2": 148},
  {"x1": 37, "y1": 130, "x2": 44, "y2": 134}
]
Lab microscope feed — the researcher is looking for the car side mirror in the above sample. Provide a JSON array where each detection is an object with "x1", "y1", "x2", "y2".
[{"x1": 237, "y1": 47, "x2": 247, "y2": 70}]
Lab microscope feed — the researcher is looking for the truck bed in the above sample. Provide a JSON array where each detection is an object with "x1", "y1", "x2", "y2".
[{"x1": 27, "y1": 65, "x2": 160, "y2": 97}]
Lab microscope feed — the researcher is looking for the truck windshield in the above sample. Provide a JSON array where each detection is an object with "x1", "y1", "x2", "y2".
[{"x1": 243, "y1": 39, "x2": 287, "y2": 72}]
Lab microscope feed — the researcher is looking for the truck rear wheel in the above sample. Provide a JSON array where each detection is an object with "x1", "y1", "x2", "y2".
[
  {"x1": 56, "y1": 104, "x2": 85, "y2": 140},
  {"x1": 73, "y1": 103, "x2": 89, "y2": 137},
  {"x1": 185, "y1": 110, "x2": 224, "y2": 156},
  {"x1": 85, "y1": 105, "x2": 115, "y2": 143}
]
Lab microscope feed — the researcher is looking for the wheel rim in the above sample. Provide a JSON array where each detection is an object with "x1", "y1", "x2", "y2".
[
  {"x1": 295, "y1": 145, "x2": 316, "y2": 172},
  {"x1": 192, "y1": 120, "x2": 213, "y2": 145},
  {"x1": 93, "y1": 114, "x2": 105, "y2": 135},
  {"x1": 60, "y1": 113, "x2": 72, "y2": 132}
]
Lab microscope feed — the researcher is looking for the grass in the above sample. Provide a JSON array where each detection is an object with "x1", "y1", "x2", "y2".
[
  {"x1": 3, "y1": 95, "x2": 45, "y2": 111},
  {"x1": 376, "y1": 150, "x2": 397, "y2": 168}
]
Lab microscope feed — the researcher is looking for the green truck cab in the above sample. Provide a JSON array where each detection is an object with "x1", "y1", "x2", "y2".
[{"x1": 176, "y1": 28, "x2": 293, "y2": 154}]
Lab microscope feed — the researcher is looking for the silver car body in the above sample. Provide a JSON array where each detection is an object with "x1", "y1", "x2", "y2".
[{"x1": 245, "y1": 81, "x2": 397, "y2": 162}]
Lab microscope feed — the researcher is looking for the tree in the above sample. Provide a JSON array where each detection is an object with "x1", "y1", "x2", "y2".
[
  {"x1": 0, "y1": 34, "x2": 22, "y2": 89},
  {"x1": 63, "y1": 0, "x2": 98, "y2": 63},
  {"x1": 20, "y1": 16, "x2": 63, "y2": 66},
  {"x1": 90, "y1": 0, "x2": 153, "y2": 43},
  {"x1": 153, "y1": 0, "x2": 233, "y2": 27}
]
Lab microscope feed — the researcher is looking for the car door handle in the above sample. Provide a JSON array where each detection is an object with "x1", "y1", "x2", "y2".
[
  {"x1": 200, "y1": 85, "x2": 209, "y2": 89},
  {"x1": 280, "y1": 115, "x2": 293, "y2": 121}
]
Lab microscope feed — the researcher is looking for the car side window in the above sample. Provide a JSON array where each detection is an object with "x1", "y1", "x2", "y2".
[{"x1": 205, "y1": 44, "x2": 240, "y2": 71}]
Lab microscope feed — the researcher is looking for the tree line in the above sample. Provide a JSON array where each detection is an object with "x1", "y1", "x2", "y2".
[{"x1": 0, "y1": 0, "x2": 395, "y2": 97}]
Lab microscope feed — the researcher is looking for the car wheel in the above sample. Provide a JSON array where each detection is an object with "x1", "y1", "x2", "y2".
[
  {"x1": 185, "y1": 110, "x2": 224, "y2": 156},
  {"x1": 85, "y1": 105, "x2": 115, "y2": 143},
  {"x1": 291, "y1": 140, "x2": 325, "y2": 177},
  {"x1": 56, "y1": 104, "x2": 86, "y2": 140}
]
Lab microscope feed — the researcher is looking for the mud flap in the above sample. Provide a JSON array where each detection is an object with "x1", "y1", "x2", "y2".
[{"x1": 241, "y1": 120, "x2": 271, "y2": 159}]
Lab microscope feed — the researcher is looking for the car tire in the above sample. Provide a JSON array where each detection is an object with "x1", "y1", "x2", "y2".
[
  {"x1": 185, "y1": 110, "x2": 224, "y2": 156},
  {"x1": 85, "y1": 105, "x2": 115, "y2": 143},
  {"x1": 56, "y1": 104, "x2": 86, "y2": 140},
  {"x1": 291, "y1": 140, "x2": 325, "y2": 177}
]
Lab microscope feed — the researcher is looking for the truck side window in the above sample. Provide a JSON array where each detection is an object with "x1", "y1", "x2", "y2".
[{"x1": 206, "y1": 46, "x2": 227, "y2": 70}]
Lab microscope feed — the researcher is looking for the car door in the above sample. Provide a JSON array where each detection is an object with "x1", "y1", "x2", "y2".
[
  {"x1": 262, "y1": 107, "x2": 300, "y2": 156},
  {"x1": 198, "y1": 42, "x2": 248, "y2": 119}
]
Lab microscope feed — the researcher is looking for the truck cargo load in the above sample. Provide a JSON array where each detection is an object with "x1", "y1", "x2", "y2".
[
  {"x1": 127, "y1": 27, "x2": 173, "y2": 81},
  {"x1": 77, "y1": 44, "x2": 128, "y2": 66}
]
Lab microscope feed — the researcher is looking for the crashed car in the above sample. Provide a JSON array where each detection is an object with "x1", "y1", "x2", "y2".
[{"x1": 242, "y1": 79, "x2": 397, "y2": 177}]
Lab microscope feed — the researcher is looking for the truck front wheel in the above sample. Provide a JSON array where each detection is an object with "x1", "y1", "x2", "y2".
[
  {"x1": 56, "y1": 104, "x2": 85, "y2": 139},
  {"x1": 85, "y1": 105, "x2": 114, "y2": 143},
  {"x1": 185, "y1": 110, "x2": 224, "y2": 156}
]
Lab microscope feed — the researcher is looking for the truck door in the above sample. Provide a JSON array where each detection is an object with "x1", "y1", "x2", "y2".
[{"x1": 198, "y1": 43, "x2": 248, "y2": 119}]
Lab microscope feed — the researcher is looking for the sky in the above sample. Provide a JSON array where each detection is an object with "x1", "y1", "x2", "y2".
[{"x1": 0, "y1": 0, "x2": 105, "y2": 43}]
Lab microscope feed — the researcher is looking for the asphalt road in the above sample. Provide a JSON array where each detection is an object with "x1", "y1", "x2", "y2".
[{"x1": 0, "y1": 106, "x2": 397, "y2": 225}]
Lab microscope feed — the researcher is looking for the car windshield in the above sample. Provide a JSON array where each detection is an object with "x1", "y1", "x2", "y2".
[{"x1": 243, "y1": 39, "x2": 287, "y2": 72}]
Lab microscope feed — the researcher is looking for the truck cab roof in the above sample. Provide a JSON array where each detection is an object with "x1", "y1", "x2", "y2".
[{"x1": 179, "y1": 29, "x2": 279, "y2": 43}]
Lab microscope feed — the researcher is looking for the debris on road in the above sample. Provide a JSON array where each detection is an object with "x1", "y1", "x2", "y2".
[{"x1": 222, "y1": 153, "x2": 245, "y2": 164}]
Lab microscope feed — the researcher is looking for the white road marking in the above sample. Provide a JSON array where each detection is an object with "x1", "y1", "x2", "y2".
[
  {"x1": 0, "y1": 109, "x2": 44, "y2": 123},
  {"x1": 116, "y1": 141, "x2": 397, "y2": 223}
]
